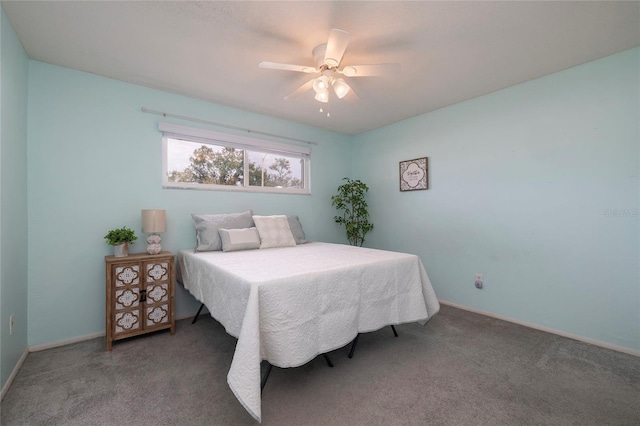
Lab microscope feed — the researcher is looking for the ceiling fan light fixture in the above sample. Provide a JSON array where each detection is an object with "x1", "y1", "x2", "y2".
[
  {"x1": 312, "y1": 76, "x2": 330, "y2": 93},
  {"x1": 315, "y1": 89, "x2": 329, "y2": 103},
  {"x1": 332, "y1": 78, "x2": 351, "y2": 99},
  {"x1": 258, "y1": 28, "x2": 399, "y2": 109}
]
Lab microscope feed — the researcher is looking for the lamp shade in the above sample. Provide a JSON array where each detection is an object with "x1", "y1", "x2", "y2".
[
  {"x1": 312, "y1": 76, "x2": 330, "y2": 93},
  {"x1": 141, "y1": 209, "x2": 167, "y2": 233},
  {"x1": 332, "y1": 78, "x2": 351, "y2": 99},
  {"x1": 315, "y1": 89, "x2": 329, "y2": 103}
]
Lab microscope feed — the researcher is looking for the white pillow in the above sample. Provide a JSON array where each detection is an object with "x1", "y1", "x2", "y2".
[
  {"x1": 218, "y1": 227, "x2": 261, "y2": 252},
  {"x1": 252, "y1": 215, "x2": 297, "y2": 249}
]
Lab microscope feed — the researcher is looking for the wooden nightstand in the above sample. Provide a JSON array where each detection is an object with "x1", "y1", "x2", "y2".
[{"x1": 105, "y1": 251, "x2": 175, "y2": 351}]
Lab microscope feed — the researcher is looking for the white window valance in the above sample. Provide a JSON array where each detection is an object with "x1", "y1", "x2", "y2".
[{"x1": 159, "y1": 122, "x2": 311, "y2": 158}]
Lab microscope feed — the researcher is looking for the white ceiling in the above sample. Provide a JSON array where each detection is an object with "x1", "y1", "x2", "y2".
[{"x1": 3, "y1": 1, "x2": 639, "y2": 135}]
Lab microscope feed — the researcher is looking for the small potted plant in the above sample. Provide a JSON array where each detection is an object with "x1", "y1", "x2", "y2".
[{"x1": 104, "y1": 226, "x2": 138, "y2": 257}]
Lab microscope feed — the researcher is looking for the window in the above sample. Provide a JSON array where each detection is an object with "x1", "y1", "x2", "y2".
[{"x1": 160, "y1": 123, "x2": 310, "y2": 194}]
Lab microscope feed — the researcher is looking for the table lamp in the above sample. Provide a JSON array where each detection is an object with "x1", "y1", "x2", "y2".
[{"x1": 141, "y1": 209, "x2": 167, "y2": 255}]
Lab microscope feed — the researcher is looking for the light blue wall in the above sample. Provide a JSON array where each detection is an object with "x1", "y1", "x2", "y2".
[
  {"x1": 0, "y1": 7, "x2": 29, "y2": 389},
  {"x1": 11, "y1": 38, "x2": 640, "y2": 356},
  {"x1": 352, "y1": 48, "x2": 640, "y2": 352},
  {"x1": 26, "y1": 61, "x2": 351, "y2": 346}
]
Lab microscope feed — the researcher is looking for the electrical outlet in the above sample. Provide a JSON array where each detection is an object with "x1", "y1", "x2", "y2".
[
  {"x1": 9, "y1": 314, "x2": 14, "y2": 335},
  {"x1": 474, "y1": 274, "x2": 484, "y2": 289}
]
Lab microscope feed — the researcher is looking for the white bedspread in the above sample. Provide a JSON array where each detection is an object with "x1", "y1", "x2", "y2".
[{"x1": 178, "y1": 242, "x2": 440, "y2": 422}]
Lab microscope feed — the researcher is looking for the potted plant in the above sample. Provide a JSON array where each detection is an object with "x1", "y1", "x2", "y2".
[
  {"x1": 104, "y1": 226, "x2": 138, "y2": 257},
  {"x1": 331, "y1": 177, "x2": 374, "y2": 247}
]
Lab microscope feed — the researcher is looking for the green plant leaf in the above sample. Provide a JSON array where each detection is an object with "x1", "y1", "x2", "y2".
[
  {"x1": 104, "y1": 226, "x2": 138, "y2": 246},
  {"x1": 331, "y1": 177, "x2": 373, "y2": 246}
]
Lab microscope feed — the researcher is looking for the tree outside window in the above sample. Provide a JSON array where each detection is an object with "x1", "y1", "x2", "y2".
[{"x1": 167, "y1": 139, "x2": 304, "y2": 190}]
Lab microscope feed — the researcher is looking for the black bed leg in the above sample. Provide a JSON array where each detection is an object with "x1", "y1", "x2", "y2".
[
  {"x1": 322, "y1": 353, "x2": 334, "y2": 368},
  {"x1": 348, "y1": 334, "x2": 360, "y2": 359},
  {"x1": 191, "y1": 303, "x2": 205, "y2": 324},
  {"x1": 391, "y1": 325, "x2": 398, "y2": 337},
  {"x1": 261, "y1": 363, "x2": 273, "y2": 393}
]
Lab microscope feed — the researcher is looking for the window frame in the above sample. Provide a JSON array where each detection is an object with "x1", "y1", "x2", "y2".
[{"x1": 160, "y1": 123, "x2": 311, "y2": 195}]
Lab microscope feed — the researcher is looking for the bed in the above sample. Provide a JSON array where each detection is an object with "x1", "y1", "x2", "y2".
[
  {"x1": 177, "y1": 210, "x2": 440, "y2": 422},
  {"x1": 178, "y1": 234, "x2": 440, "y2": 422}
]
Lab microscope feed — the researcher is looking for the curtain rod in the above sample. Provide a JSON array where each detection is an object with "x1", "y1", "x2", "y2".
[{"x1": 141, "y1": 107, "x2": 317, "y2": 146}]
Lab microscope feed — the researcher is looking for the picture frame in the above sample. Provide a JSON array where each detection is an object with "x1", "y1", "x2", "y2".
[{"x1": 399, "y1": 157, "x2": 428, "y2": 191}]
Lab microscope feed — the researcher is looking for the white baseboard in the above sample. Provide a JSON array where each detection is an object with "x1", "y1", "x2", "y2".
[
  {"x1": 439, "y1": 300, "x2": 640, "y2": 358},
  {"x1": 29, "y1": 331, "x2": 105, "y2": 352},
  {"x1": 29, "y1": 313, "x2": 202, "y2": 353},
  {"x1": 1, "y1": 348, "x2": 28, "y2": 402}
]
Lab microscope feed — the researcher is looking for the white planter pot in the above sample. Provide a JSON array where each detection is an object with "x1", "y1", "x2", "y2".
[{"x1": 113, "y1": 243, "x2": 129, "y2": 257}]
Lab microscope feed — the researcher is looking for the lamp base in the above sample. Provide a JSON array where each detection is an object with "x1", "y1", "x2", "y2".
[{"x1": 146, "y1": 233, "x2": 162, "y2": 255}]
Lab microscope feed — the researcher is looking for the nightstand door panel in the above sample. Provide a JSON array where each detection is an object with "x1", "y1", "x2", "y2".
[
  {"x1": 146, "y1": 304, "x2": 170, "y2": 327},
  {"x1": 146, "y1": 283, "x2": 169, "y2": 303},
  {"x1": 143, "y1": 260, "x2": 172, "y2": 330},
  {"x1": 115, "y1": 310, "x2": 141, "y2": 334},
  {"x1": 146, "y1": 261, "x2": 169, "y2": 282},
  {"x1": 115, "y1": 287, "x2": 140, "y2": 310},
  {"x1": 112, "y1": 262, "x2": 142, "y2": 338},
  {"x1": 114, "y1": 264, "x2": 140, "y2": 287}
]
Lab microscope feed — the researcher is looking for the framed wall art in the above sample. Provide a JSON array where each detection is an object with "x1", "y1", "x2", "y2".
[{"x1": 399, "y1": 157, "x2": 428, "y2": 191}]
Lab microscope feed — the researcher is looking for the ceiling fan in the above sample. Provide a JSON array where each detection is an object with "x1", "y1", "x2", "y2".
[{"x1": 259, "y1": 29, "x2": 400, "y2": 104}]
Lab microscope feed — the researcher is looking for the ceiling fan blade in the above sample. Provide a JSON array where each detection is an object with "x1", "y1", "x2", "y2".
[
  {"x1": 324, "y1": 29, "x2": 350, "y2": 67},
  {"x1": 284, "y1": 79, "x2": 315, "y2": 100},
  {"x1": 340, "y1": 63, "x2": 401, "y2": 77},
  {"x1": 259, "y1": 61, "x2": 317, "y2": 73}
]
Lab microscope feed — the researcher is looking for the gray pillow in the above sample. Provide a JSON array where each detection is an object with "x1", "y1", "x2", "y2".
[
  {"x1": 192, "y1": 210, "x2": 254, "y2": 252},
  {"x1": 287, "y1": 216, "x2": 309, "y2": 244},
  {"x1": 218, "y1": 227, "x2": 261, "y2": 252}
]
